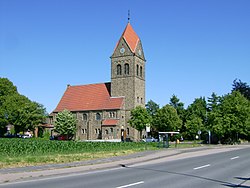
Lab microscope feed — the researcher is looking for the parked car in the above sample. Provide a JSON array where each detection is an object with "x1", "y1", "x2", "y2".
[
  {"x1": 142, "y1": 137, "x2": 158, "y2": 142},
  {"x1": 21, "y1": 134, "x2": 32, "y2": 138}
]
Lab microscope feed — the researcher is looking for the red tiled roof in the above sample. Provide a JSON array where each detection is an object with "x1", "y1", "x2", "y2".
[
  {"x1": 102, "y1": 119, "x2": 119, "y2": 126},
  {"x1": 53, "y1": 83, "x2": 124, "y2": 112},
  {"x1": 115, "y1": 23, "x2": 139, "y2": 53}
]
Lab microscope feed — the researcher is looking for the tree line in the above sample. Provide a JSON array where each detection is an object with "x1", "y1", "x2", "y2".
[
  {"x1": 129, "y1": 79, "x2": 250, "y2": 144},
  {"x1": 0, "y1": 78, "x2": 47, "y2": 136}
]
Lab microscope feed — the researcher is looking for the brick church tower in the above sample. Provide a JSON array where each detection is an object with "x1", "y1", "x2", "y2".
[
  {"x1": 111, "y1": 23, "x2": 146, "y2": 110},
  {"x1": 111, "y1": 23, "x2": 146, "y2": 140}
]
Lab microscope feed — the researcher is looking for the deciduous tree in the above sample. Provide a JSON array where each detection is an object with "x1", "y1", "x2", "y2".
[
  {"x1": 128, "y1": 106, "x2": 151, "y2": 139},
  {"x1": 54, "y1": 109, "x2": 77, "y2": 140},
  {"x1": 153, "y1": 105, "x2": 182, "y2": 132}
]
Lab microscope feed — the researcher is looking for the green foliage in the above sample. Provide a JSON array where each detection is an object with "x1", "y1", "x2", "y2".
[
  {"x1": 184, "y1": 115, "x2": 204, "y2": 140},
  {"x1": 146, "y1": 100, "x2": 159, "y2": 116},
  {"x1": 0, "y1": 78, "x2": 47, "y2": 135},
  {"x1": 153, "y1": 105, "x2": 182, "y2": 132},
  {"x1": 186, "y1": 97, "x2": 207, "y2": 123},
  {"x1": 128, "y1": 106, "x2": 151, "y2": 138},
  {"x1": 0, "y1": 78, "x2": 18, "y2": 98},
  {"x1": 169, "y1": 95, "x2": 186, "y2": 131},
  {"x1": 0, "y1": 78, "x2": 18, "y2": 129},
  {"x1": 54, "y1": 110, "x2": 77, "y2": 139},
  {"x1": 207, "y1": 92, "x2": 220, "y2": 111},
  {"x1": 210, "y1": 91, "x2": 250, "y2": 142},
  {"x1": 232, "y1": 79, "x2": 250, "y2": 100}
]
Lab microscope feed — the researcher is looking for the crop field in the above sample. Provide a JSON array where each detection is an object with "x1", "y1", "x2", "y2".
[{"x1": 0, "y1": 139, "x2": 158, "y2": 168}]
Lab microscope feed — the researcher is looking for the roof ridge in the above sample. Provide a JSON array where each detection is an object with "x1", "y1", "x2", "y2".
[{"x1": 67, "y1": 82, "x2": 111, "y2": 87}]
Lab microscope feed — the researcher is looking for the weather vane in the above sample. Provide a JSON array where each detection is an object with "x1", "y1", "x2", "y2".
[{"x1": 128, "y1": 10, "x2": 130, "y2": 23}]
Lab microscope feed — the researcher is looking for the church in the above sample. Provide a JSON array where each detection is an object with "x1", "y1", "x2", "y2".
[{"x1": 49, "y1": 22, "x2": 146, "y2": 141}]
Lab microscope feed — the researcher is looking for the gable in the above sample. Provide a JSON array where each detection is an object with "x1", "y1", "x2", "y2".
[{"x1": 112, "y1": 23, "x2": 141, "y2": 58}]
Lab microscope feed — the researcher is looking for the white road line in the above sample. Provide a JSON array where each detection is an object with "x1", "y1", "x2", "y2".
[
  {"x1": 230, "y1": 156, "x2": 239, "y2": 160},
  {"x1": 116, "y1": 181, "x2": 144, "y2": 188},
  {"x1": 193, "y1": 164, "x2": 211, "y2": 170}
]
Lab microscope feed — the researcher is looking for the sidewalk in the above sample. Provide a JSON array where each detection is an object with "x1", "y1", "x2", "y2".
[{"x1": 0, "y1": 145, "x2": 250, "y2": 185}]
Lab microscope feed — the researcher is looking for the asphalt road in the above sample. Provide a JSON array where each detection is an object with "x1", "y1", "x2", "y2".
[{"x1": 1, "y1": 147, "x2": 249, "y2": 188}]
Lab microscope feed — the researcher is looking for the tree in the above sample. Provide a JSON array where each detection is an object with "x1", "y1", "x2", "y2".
[
  {"x1": 153, "y1": 105, "x2": 182, "y2": 132},
  {"x1": 211, "y1": 91, "x2": 250, "y2": 143},
  {"x1": 145, "y1": 100, "x2": 159, "y2": 117},
  {"x1": 186, "y1": 97, "x2": 207, "y2": 124},
  {"x1": 0, "y1": 78, "x2": 18, "y2": 99},
  {"x1": 232, "y1": 79, "x2": 250, "y2": 100},
  {"x1": 0, "y1": 78, "x2": 18, "y2": 132},
  {"x1": 128, "y1": 106, "x2": 151, "y2": 139},
  {"x1": 54, "y1": 109, "x2": 77, "y2": 140},
  {"x1": 184, "y1": 115, "x2": 204, "y2": 140},
  {"x1": 169, "y1": 95, "x2": 186, "y2": 131},
  {"x1": 2, "y1": 94, "x2": 46, "y2": 133},
  {"x1": 207, "y1": 92, "x2": 220, "y2": 112},
  {"x1": 0, "y1": 78, "x2": 47, "y2": 135}
]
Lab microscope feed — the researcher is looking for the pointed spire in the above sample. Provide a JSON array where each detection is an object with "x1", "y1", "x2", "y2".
[{"x1": 122, "y1": 23, "x2": 139, "y2": 53}]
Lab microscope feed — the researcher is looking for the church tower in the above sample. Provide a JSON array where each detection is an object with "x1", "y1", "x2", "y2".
[{"x1": 111, "y1": 23, "x2": 146, "y2": 111}]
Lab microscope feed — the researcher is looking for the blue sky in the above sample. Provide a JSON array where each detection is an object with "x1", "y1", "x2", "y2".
[{"x1": 1, "y1": 0, "x2": 249, "y2": 113}]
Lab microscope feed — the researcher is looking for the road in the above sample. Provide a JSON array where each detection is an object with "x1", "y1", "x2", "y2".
[{"x1": 1, "y1": 147, "x2": 249, "y2": 188}]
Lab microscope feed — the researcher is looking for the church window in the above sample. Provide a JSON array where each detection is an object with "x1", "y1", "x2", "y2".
[
  {"x1": 98, "y1": 129, "x2": 101, "y2": 134},
  {"x1": 137, "y1": 97, "x2": 139, "y2": 103},
  {"x1": 125, "y1": 63, "x2": 129, "y2": 75},
  {"x1": 96, "y1": 113, "x2": 101, "y2": 120},
  {"x1": 117, "y1": 64, "x2": 122, "y2": 75},
  {"x1": 109, "y1": 111, "x2": 116, "y2": 118},
  {"x1": 95, "y1": 129, "x2": 98, "y2": 134},
  {"x1": 110, "y1": 128, "x2": 113, "y2": 133},
  {"x1": 141, "y1": 98, "x2": 143, "y2": 104},
  {"x1": 82, "y1": 114, "x2": 87, "y2": 121},
  {"x1": 140, "y1": 66, "x2": 143, "y2": 77},
  {"x1": 136, "y1": 65, "x2": 139, "y2": 76},
  {"x1": 82, "y1": 129, "x2": 87, "y2": 134},
  {"x1": 127, "y1": 128, "x2": 130, "y2": 135},
  {"x1": 50, "y1": 117, "x2": 53, "y2": 124},
  {"x1": 105, "y1": 129, "x2": 109, "y2": 134}
]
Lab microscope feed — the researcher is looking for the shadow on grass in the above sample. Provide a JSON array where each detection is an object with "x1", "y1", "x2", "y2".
[{"x1": 120, "y1": 164, "x2": 250, "y2": 188}]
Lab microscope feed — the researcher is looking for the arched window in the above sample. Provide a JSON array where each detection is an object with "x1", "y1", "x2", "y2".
[
  {"x1": 127, "y1": 128, "x2": 130, "y2": 135},
  {"x1": 136, "y1": 65, "x2": 139, "y2": 76},
  {"x1": 125, "y1": 63, "x2": 129, "y2": 75},
  {"x1": 82, "y1": 114, "x2": 87, "y2": 121},
  {"x1": 96, "y1": 113, "x2": 101, "y2": 120},
  {"x1": 117, "y1": 64, "x2": 122, "y2": 75},
  {"x1": 105, "y1": 129, "x2": 109, "y2": 134},
  {"x1": 140, "y1": 66, "x2": 143, "y2": 77}
]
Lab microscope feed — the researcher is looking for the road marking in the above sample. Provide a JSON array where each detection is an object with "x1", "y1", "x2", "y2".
[
  {"x1": 116, "y1": 181, "x2": 144, "y2": 188},
  {"x1": 230, "y1": 156, "x2": 239, "y2": 160},
  {"x1": 193, "y1": 164, "x2": 210, "y2": 170}
]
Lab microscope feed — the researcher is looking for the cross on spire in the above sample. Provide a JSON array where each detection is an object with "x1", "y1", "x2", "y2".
[{"x1": 128, "y1": 10, "x2": 130, "y2": 23}]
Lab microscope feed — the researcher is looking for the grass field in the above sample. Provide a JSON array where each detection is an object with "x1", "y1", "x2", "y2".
[
  {"x1": 0, "y1": 139, "x2": 159, "y2": 168},
  {"x1": 0, "y1": 139, "x2": 202, "y2": 168}
]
